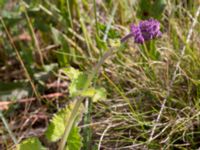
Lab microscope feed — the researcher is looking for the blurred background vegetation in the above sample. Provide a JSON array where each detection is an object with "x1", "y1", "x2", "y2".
[{"x1": 0, "y1": 0, "x2": 200, "y2": 149}]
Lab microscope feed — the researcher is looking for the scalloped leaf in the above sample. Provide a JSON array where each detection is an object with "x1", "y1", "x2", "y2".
[
  {"x1": 81, "y1": 88, "x2": 96, "y2": 97},
  {"x1": 81, "y1": 87, "x2": 107, "y2": 102},
  {"x1": 62, "y1": 67, "x2": 89, "y2": 97},
  {"x1": 62, "y1": 67, "x2": 81, "y2": 80},
  {"x1": 63, "y1": 67, "x2": 107, "y2": 102},
  {"x1": 69, "y1": 73, "x2": 88, "y2": 97},
  {"x1": 17, "y1": 137, "x2": 46, "y2": 150},
  {"x1": 45, "y1": 102, "x2": 84, "y2": 142},
  {"x1": 65, "y1": 126, "x2": 82, "y2": 150},
  {"x1": 92, "y1": 87, "x2": 107, "y2": 102}
]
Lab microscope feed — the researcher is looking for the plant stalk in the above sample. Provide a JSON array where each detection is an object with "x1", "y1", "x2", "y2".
[
  {"x1": 58, "y1": 48, "x2": 115, "y2": 150},
  {"x1": 58, "y1": 98, "x2": 83, "y2": 150}
]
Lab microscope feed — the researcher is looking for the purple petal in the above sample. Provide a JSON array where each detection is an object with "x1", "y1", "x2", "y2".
[{"x1": 130, "y1": 19, "x2": 162, "y2": 44}]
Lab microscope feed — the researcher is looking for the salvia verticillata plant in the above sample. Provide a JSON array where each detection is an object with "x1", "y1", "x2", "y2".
[
  {"x1": 121, "y1": 19, "x2": 162, "y2": 44},
  {"x1": 16, "y1": 18, "x2": 162, "y2": 150}
]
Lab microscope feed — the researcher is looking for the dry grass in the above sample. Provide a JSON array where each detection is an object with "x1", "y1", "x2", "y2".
[{"x1": 0, "y1": 0, "x2": 200, "y2": 149}]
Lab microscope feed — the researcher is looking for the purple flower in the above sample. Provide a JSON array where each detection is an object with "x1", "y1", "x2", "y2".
[{"x1": 121, "y1": 19, "x2": 162, "y2": 44}]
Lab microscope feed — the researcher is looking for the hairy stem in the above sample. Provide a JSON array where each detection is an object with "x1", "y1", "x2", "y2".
[
  {"x1": 58, "y1": 48, "x2": 115, "y2": 150},
  {"x1": 58, "y1": 98, "x2": 83, "y2": 150}
]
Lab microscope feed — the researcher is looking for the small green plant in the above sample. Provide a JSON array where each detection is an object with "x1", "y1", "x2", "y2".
[
  {"x1": 17, "y1": 14, "x2": 163, "y2": 149},
  {"x1": 16, "y1": 55, "x2": 110, "y2": 150},
  {"x1": 17, "y1": 102, "x2": 84, "y2": 150},
  {"x1": 45, "y1": 102, "x2": 83, "y2": 150}
]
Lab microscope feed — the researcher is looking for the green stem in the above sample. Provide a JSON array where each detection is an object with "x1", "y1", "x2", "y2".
[
  {"x1": 58, "y1": 48, "x2": 115, "y2": 150},
  {"x1": 58, "y1": 98, "x2": 83, "y2": 150},
  {"x1": 82, "y1": 98, "x2": 92, "y2": 150}
]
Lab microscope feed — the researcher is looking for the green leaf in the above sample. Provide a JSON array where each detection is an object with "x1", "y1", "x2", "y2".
[
  {"x1": 62, "y1": 67, "x2": 107, "y2": 101},
  {"x1": 62, "y1": 67, "x2": 81, "y2": 80},
  {"x1": 69, "y1": 73, "x2": 88, "y2": 97},
  {"x1": 45, "y1": 102, "x2": 84, "y2": 142},
  {"x1": 81, "y1": 88, "x2": 96, "y2": 97},
  {"x1": 92, "y1": 87, "x2": 107, "y2": 102},
  {"x1": 65, "y1": 126, "x2": 82, "y2": 150},
  {"x1": 80, "y1": 87, "x2": 107, "y2": 102},
  {"x1": 62, "y1": 67, "x2": 89, "y2": 97},
  {"x1": 17, "y1": 137, "x2": 46, "y2": 150}
]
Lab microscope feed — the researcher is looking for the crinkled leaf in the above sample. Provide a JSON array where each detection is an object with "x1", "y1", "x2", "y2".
[
  {"x1": 45, "y1": 102, "x2": 84, "y2": 142},
  {"x1": 92, "y1": 87, "x2": 107, "y2": 102},
  {"x1": 62, "y1": 67, "x2": 81, "y2": 80},
  {"x1": 63, "y1": 67, "x2": 107, "y2": 102},
  {"x1": 81, "y1": 88, "x2": 96, "y2": 97},
  {"x1": 63, "y1": 67, "x2": 89, "y2": 97},
  {"x1": 17, "y1": 137, "x2": 46, "y2": 150},
  {"x1": 69, "y1": 73, "x2": 88, "y2": 97},
  {"x1": 65, "y1": 126, "x2": 82, "y2": 150},
  {"x1": 81, "y1": 87, "x2": 107, "y2": 102}
]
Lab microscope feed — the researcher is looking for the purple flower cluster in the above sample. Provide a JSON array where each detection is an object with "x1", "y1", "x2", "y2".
[
  {"x1": 121, "y1": 19, "x2": 162, "y2": 44},
  {"x1": 131, "y1": 19, "x2": 162, "y2": 44}
]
